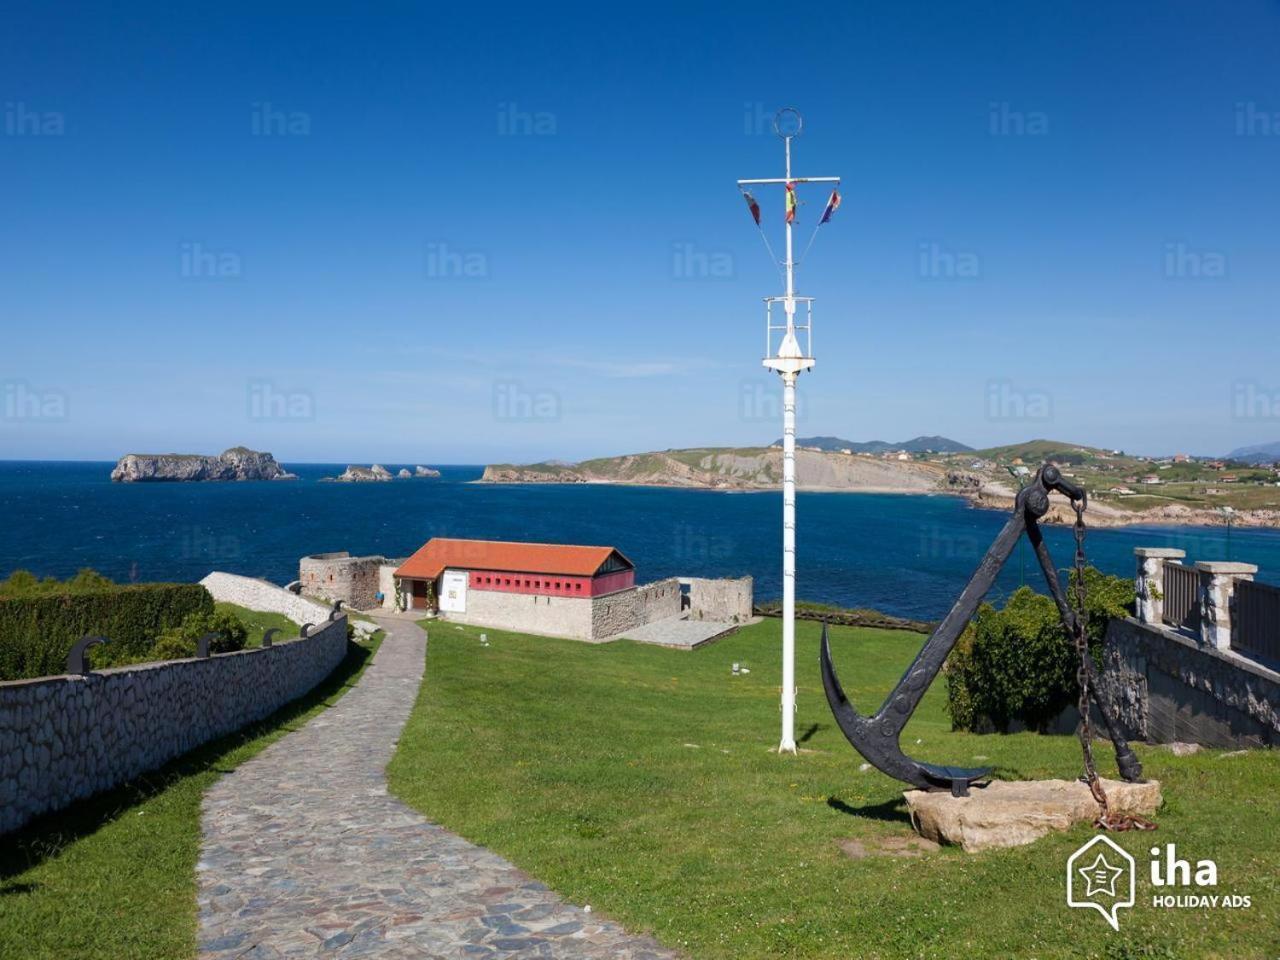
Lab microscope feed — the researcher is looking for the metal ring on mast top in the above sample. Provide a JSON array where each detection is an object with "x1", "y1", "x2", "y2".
[{"x1": 773, "y1": 107, "x2": 803, "y2": 139}]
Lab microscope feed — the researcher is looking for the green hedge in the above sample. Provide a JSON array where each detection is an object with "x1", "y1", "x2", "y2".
[
  {"x1": 0, "y1": 581, "x2": 214, "y2": 680},
  {"x1": 944, "y1": 567, "x2": 1133, "y2": 733}
]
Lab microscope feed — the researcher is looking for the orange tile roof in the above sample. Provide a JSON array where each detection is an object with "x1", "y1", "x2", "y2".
[{"x1": 395, "y1": 538, "x2": 630, "y2": 580}]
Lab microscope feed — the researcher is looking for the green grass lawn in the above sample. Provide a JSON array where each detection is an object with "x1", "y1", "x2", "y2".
[
  {"x1": 213, "y1": 600, "x2": 299, "y2": 647},
  {"x1": 0, "y1": 631, "x2": 382, "y2": 960},
  {"x1": 388, "y1": 619, "x2": 1280, "y2": 960}
]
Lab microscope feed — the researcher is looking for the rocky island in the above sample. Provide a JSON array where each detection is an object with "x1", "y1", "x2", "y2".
[
  {"x1": 325, "y1": 464, "x2": 394, "y2": 483},
  {"x1": 111, "y1": 447, "x2": 296, "y2": 482},
  {"x1": 323, "y1": 464, "x2": 442, "y2": 482}
]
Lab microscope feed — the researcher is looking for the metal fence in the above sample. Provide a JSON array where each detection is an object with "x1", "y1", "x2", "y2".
[
  {"x1": 1162, "y1": 562, "x2": 1200, "y2": 631},
  {"x1": 1235, "y1": 579, "x2": 1280, "y2": 664}
]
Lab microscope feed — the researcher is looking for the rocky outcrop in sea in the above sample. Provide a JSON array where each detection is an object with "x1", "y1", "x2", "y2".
[
  {"x1": 325, "y1": 464, "x2": 394, "y2": 483},
  {"x1": 322, "y1": 464, "x2": 441, "y2": 482},
  {"x1": 110, "y1": 447, "x2": 297, "y2": 482}
]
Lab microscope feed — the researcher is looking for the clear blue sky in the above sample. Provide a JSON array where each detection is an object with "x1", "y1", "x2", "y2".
[{"x1": 3, "y1": 1, "x2": 1279, "y2": 463}]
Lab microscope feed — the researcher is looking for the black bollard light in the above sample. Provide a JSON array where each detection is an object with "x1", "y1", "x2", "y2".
[{"x1": 66, "y1": 635, "x2": 109, "y2": 676}]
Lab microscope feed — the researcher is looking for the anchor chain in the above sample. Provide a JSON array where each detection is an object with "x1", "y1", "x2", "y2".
[{"x1": 1070, "y1": 498, "x2": 1156, "y2": 833}]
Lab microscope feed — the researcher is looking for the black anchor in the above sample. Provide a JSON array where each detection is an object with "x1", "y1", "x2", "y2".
[{"x1": 821, "y1": 463, "x2": 1143, "y2": 797}]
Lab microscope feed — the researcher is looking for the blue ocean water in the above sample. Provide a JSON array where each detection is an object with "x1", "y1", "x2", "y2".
[{"x1": 1, "y1": 461, "x2": 1277, "y2": 621}]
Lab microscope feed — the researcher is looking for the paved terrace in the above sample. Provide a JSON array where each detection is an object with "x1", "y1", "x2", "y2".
[{"x1": 197, "y1": 616, "x2": 676, "y2": 959}]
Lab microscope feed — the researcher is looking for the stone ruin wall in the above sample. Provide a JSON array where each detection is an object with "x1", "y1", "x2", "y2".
[
  {"x1": 201, "y1": 571, "x2": 332, "y2": 625},
  {"x1": 683, "y1": 576, "x2": 754, "y2": 622},
  {"x1": 299, "y1": 552, "x2": 391, "y2": 610}
]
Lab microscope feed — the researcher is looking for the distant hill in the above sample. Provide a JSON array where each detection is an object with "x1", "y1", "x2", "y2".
[
  {"x1": 772, "y1": 435, "x2": 973, "y2": 454},
  {"x1": 1227, "y1": 441, "x2": 1280, "y2": 465},
  {"x1": 481, "y1": 446, "x2": 948, "y2": 493},
  {"x1": 970, "y1": 439, "x2": 1117, "y2": 466}
]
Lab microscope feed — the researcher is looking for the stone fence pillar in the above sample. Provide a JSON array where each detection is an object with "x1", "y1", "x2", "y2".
[
  {"x1": 1195, "y1": 561, "x2": 1258, "y2": 650},
  {"x1": 1134, "y1": 548, "x2": 1186, "y2": 624}
]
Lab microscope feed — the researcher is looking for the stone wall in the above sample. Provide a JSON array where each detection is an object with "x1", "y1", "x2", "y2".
[
  {"x1": 440, "y1": 579, "x2": 684, "y2": 641},
  {"x1": 1101, "y1": 617, "x2": 1280, "y2": 748},
  {"x1": 682, "y1": 576, "x2": 753, "y2": 622},
  {"x1": 0, "y1": 617, "x2": 348, "y2": 836},
  {"x1": 201, "y1": 571, "x2": 332, "y2": 626},
  {"x1": 445, "y1": 589, "x2": 595, "y2": 640},
  {"x1": 299, "y1": 552, "x2": 388, "y2": 610},
  {"x1": 434, "y1": 575, "x2": 743, "y2": 642},
  {"x1": 590, "y1": 579, "x2": 682, "y2": 639},
  {"x1": 377, "y1": 564, "x2": 401, "y2": 610}
]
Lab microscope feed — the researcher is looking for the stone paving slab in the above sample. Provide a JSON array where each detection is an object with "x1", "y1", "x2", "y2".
[
  {"x1": 197, "y1": 616, "x2": 678, "y2": 959},
  {"x1": 618, "y1": 617, "x2": 738, "y2": 650}
]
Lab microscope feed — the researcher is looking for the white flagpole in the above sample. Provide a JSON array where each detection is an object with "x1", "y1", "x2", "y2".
[{"x1": 737, "y1": 109, "x2": 839, "y2": 754}]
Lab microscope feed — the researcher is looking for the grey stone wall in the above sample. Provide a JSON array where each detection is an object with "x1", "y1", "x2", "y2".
[
  {"x1": 440, "y1": 579, "x2": 684, "y2": 641},
  {"x1": 683, "y1": 576, "x2": 753, "y2": 622},
  {"x1": 590, "y1": 580, "x2": 678, "y2": 639},
  {"x1": 299, "y1": 552, "x2": 387, "y2": 610},
  {"x1": 0, "y1": 617, "x2": 348, "y2": 836},
  {"x1": 377, "y1": 564, "x2": 402, "y2": 610},
  {"x1": 1101, "y1": 617, "x2": 1280, "y2": 748},
  {"x1": 201, "y1": 571, "x2": 332, "y2": 625},
  {"x1": 445, "y1": 590, "x2": 596, "y2": 640},
  {"x1": 435, "y1": 576, "x2": 745, "y2": 642}
]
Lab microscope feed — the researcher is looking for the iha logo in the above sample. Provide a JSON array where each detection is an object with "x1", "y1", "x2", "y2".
[
  {"x1": 1068, "y1": 838, "x2": 1251, "y2": 930},
  {"x1": 1067, "y1": 835, "x2": 1135, "y2": 931}
]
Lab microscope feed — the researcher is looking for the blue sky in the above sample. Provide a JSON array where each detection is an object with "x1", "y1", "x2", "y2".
[{"x1": 3, "y1": 0, "x2": 1279, "y2": 463}]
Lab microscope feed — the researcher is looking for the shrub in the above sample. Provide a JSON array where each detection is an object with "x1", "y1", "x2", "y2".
[
  {"x1": 0, "y1": 573, "x2": 214, "y2": 680},
  {"x1": 944, "y1": 567, "x2": 1133, "y2": 733},
  {"x1": 150, "y1": 609, "x2": 248, "y2": 660},
  {"x1": 0, "y1": 567, "x2": 116, "y2": 597}
]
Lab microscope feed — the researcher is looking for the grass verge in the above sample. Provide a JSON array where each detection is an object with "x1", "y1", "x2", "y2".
[
  {"x1": 213, "y1": 600, "x2": 299, "y2": 647},
  {"x1": 0, "y1": 630, "x2": 382, "y2": 960},
  {"x1": 388, "y1": 619, "x2": 1279, "y2": 959}
]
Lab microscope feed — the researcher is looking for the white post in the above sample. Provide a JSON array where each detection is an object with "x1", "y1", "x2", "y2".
[
  {"x1": 779, "y1": 371, "x2": 798, "y2": 753},
  {"x1": 738, "y1": 109, "x2": 837, "y2": 755},
  {"x1": 778, "y1": 131, "x2": 798, "y2": 755}
]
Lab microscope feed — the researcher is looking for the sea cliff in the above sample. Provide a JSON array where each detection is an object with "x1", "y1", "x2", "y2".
[{"x1": 110, "y1": 447, "x2": 296, "y2": 482}]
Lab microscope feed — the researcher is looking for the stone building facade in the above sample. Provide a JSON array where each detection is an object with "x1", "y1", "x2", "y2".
[
  {"x1": 299, "y1": 552, "x2": 402, "y2": 611},
  {"x1": 302, "y1": 541, "x2": 755, "y2": 643}
]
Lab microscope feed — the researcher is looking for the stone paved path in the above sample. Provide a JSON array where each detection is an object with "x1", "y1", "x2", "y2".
[{"x1": 197, "y1": 617, "x2": 677, "y2": 959}]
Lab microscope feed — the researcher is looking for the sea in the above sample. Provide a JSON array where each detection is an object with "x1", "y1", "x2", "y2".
[{"x1": 2, "y1": 461, "x2": 1278, "y2": 621}]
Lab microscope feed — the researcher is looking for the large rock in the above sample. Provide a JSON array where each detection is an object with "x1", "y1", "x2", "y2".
[
  {"x1": 325, "y1": 464, "x2": 394, "y2": 483},
  {"x1": 110, "y1": 447, "x2": 296, "y2": 482},
  {"x1": 414, "y1": 465, "x2": 441, "y2": 477},
  {"x1": 905, "y1": 778, "x2": 1162, "y2": 852}
]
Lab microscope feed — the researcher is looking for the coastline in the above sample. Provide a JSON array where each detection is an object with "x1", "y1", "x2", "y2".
[{"x1": 475, "y1": 476, "x2": 1280, "y2": 530}]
